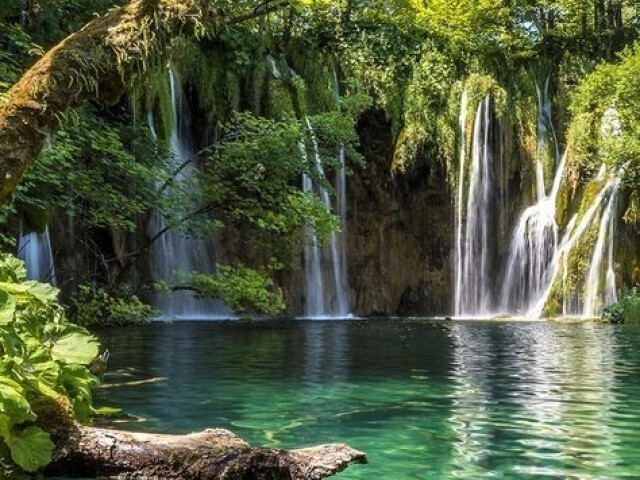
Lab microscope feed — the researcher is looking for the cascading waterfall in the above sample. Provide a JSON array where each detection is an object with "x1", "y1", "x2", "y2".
[
  {"x1": 267, "y1": 54, "x2": 349, "y2": 317},
  {"x1": 499, "y1": 78, "x2": 564, "y2": 314},
  {"x1": 455, "y1": 76, "x2": 621, "y2": 318},
  {"x1": 455, "y1": 95, "x2": 494, "y2": 316},
  {"x1": 301, "y1": 117, "x2": 350, "y2": 318},
  {"x1": 528, "y1": 177, "x2": 619, "y2": 318},
  {"x1": 17, "y1": 220, "x2": 57, "y2": 285},
  {"x1": 583, "y1": 184, "x2": 619, "y2": 317},
  {"x1": 147, "y1": 67, "x2": 227, "y2": 319}
]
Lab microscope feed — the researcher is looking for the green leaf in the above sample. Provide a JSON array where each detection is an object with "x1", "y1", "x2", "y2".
[
  {"x1": 0, "y1": 281, "x2": 57, "y2": 305},
  {"x1": 0, "y1": 290, "x2": 16, "y2": 325},
  {"x1": 0, "y1": 383, "x2": 35, "y2": 427},
  {"x1": 23, "y1": 281, "x2": 58, "y2": 304},
  {"x1": 6, "y1": 426, "x2": 54, "y2": 472},
  {"x1": 0, "y1": 256, "x2": 26, "y2": 283},
  {"x1": 51, "y1": 327, "x2": 99, "y2": 365}
]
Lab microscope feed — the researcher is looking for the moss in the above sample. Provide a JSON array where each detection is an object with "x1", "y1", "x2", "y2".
[
  {"x1": 29, "y1": 393, "x2": 77, "y2": 445},
  {"x1": 287, "y1": 45, "x2": 336, "y2": 115}
]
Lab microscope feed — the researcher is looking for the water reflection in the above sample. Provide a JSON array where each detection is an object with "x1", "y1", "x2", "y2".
[
  {"x1": 303, "y1": 322, "x2": 349, "y2": 384},
  {"x1": 95, "y1": 320, "x2": 640, "y2": 479},
  {"x1": 447, "y1": 322, "x2": 624, "y2": 477}
]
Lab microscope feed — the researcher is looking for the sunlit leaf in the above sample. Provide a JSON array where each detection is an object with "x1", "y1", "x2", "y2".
[{"x1": 6, "y1": 426, "x2": 55, "y2": 472}]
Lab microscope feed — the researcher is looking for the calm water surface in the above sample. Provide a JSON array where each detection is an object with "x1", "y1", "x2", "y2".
[{"x1": 94, "y1": 319, "x2": 640, "y2": 478}]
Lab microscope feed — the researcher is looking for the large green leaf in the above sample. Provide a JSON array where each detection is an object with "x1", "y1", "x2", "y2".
[
  {"x1": 0, "y1": 290, "x2": 16, "y2": 325},
  {"x1": 0, "y1": 256, "x2": 26, "y2": 283},
  {"x1": 22, "y1": 281, "x2": 58, "y2": 304},
  {"x1": 51, "y1": 327, "x2": 98, "y2": 365},
  {"x1": 0, "y1": 383, "x2": 35, "y2": 426},
  {"x1": 6, "y1": 426, "x2": 54, "y2": 472},
  {"x1": 0, "y1": 282, "x2": 58, "y2": 305}
]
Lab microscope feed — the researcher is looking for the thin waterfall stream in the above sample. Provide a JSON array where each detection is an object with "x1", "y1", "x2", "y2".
[
  {"x1": 17, "y1": 219, "x2": 57, "y2": 285},
  {"x1": 455, "y1": 95, "x2": 494, "y2": 316},
  {"x1": 301, "y1": 117, "x2": 350, "y2": 318},
  {"x1": 146, "y1": 67, "x2": 228, "y2": 319}
]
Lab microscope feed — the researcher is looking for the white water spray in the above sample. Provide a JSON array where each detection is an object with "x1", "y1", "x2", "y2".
[
  {"x1": 147, "y1": 67, "x2": 227, "y2": 319},
  {"x1": 17, "y1": 220, "x2": 57, "y2": 285},
  {"x1": 455, "y1": 96, "x2": 494, "y2": 316}
]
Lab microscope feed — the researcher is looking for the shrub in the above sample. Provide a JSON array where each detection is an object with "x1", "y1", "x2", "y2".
[
  {"x1": 0, "y1": 254, "x2": 99, "y2": 474},
  {"x1": 602, "y1": 288, "x2": 640, "y2": 324},
  {"x1": 70, "y1": 284, "x2": 154, "y2": 327}
]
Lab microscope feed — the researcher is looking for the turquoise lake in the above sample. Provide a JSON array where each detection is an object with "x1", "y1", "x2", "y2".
[{"x1": 93, "y1": 319, "x2": 640, "y2": 479}]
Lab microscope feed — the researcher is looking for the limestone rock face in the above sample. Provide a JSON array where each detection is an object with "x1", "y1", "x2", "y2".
[{"x1": 345, "y1": 110, "x2": 453, "y2": 316}]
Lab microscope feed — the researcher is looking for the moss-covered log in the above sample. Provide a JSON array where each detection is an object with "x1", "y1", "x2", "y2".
[
  {"x1": 0, "y1": 0, "x2": 288, "y2": 205},
  {"x1": 45, "y1": 426, "x2": 367, "y2": 479}
]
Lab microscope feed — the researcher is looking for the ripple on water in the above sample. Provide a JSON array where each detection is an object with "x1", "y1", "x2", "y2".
[{"x1": 89, "y1": 320, "x2": 640, "y2": 479}]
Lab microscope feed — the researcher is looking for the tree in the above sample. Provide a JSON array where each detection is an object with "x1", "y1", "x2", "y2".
[{"x1": 0, "y1": 0, "x2": 301, "y2": 205}]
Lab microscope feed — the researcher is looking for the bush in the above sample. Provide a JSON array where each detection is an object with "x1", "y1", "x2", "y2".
[
  {"x1": 187, "y1": 265, "x2": 286, "y2": 315},
  {"x1": 70, "y1": 285, "x2": 154, "y2": 327},
  {"x1": 602, "y1": 288, "x2": 640, "y2": 324},
  {"x1": 0, "y1": 254, "x2": 100, "y2": 474}
]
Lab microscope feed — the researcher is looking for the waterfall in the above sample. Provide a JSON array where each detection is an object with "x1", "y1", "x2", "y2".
[
  {"x1": 455, "y1": 95, "x2": 494, "y2": 316},
  {"x1": 17, "y1": 220, "x2": 57, "y2": 285},
  {"x1": 454, "y1": 90, "x2": 468, "y2": 316},
  {"x1": 332, "y1": 66, "x2": 350, "y2": 317},
  {"x1": 301, "y1": 118, "x2": 350, "y2": 318},
  {"x1": 499, "y1": 77, "x2": 564, "y2": 314},
  {"x1": 498, "y1": 154, "x2": 565, "y2": 314},
  {"x1": 528, "y1": 178, "x2": 618, "y2": 318},
  {"x1": 454, "y1": 75, "x2": 621, "y2": 319},
  {"x1": 583, "y1": 185, "x2": 619, "y2": 317},
  {"x1": 147, "y1": 68, "x2": 228, "y2": 319},
  {"x1": 266, "y1": 55, "x2": 350, "y2": 317},
  {"x1": 604, "y1": 207, "x2": 618, "y2": 306}
]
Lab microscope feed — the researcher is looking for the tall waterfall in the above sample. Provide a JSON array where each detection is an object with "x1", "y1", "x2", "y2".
[
  {"x1": 17, "y1": 220, "x2": 57, "y2": 285},
  {"x1": 454, "y1": 95, "x2": 495, "y2": 316},
  {"x1": 454, "y1": 77, "x2": 620, "y2": 319},
  {"x1": 528, "y1": 178, "x2": 619, "y2": 318},
  {"x1": 301, "y1": 118, "x2": 350, "y2": 318},
  {"x1": 499, "y1": 78, "x2": 564, "y2": 314},
  {"x1": 583, "y1": 185, "x2": 619, "y2": 317},
  {"x1": 147, "y1": 68, "x2": 227, "y2": 319}
]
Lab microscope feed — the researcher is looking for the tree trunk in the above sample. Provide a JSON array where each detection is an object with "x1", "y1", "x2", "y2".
[
  {"x1": 0, "y1": 0, "x2": 290, "y2": 205},
  {"x1": 46, "y1": 426, "x2": 367, "y2": 479}
]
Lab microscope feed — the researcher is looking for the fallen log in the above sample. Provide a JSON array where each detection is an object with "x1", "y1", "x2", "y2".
[{"x1": 45, "y1": 426, "x2": 367, "y2": 479}]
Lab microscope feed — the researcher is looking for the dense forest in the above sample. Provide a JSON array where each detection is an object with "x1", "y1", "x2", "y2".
[
  {"x1": 0, "y1": 0, "x2": 639, "y2": 477},
  {"x1": 1, "y1": 0, "x2": 639, "y2": 318}
]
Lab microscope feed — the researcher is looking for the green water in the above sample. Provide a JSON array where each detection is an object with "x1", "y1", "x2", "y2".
[{"x1": 94, "y1": 319, "x2": 640, "y2": 478}]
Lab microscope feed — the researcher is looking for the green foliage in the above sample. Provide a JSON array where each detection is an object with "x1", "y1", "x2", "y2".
[
  {"x1": 70, "y1": 285, "x2": 153, "y2": 327},
  {"x1": 188, "y1": 265, "x2": 286, "y2": 315},
  {"x1": 569, "y1": 42, "x2": 640, "y2": 222},
  {"x1": 0, "y1": 254, "x2": 99, "y2": 474},
  {"x1": 200, "y1": 112, "x2": 355, "y2": 247},
  {"x1": 602, "y1": 288, "x2": 640, "y2": 324},
  {"x1": 15, "y1": 108, "x2": 164, "y2": 232}
]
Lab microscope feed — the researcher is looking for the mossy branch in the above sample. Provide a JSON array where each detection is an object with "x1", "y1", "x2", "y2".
[{"x1": 0, "y1": 0, "x2": 291, "y2": 205}]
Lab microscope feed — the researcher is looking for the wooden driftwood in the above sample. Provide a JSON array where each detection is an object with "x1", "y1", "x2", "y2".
[{"x1": 45, "y1": 426, "x2": 367, "y2": 479}]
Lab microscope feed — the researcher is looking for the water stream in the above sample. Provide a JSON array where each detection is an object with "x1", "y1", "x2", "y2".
[
  {"x1": 147, "y1": 68, "x2": 228, "y2": 319},
  {"x1": 301, "y1": 117, "x2": 350, "y2": 318},
  {"x1": 455, "y1": 96, "x2": 494, "y2": 316},
  {"x1": 17, "y1": 219, "x2": 56, "y2": 285}
]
